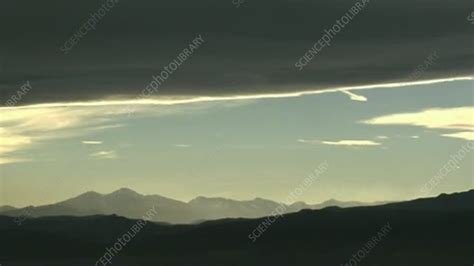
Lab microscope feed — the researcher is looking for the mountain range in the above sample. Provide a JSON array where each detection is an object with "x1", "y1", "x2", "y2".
[
  {"x1": 0, "y1": 188, "x2": 389, "y2": 224},
  {"x1": 0, "y1": 190, "x2": 472, "y2": 265}
]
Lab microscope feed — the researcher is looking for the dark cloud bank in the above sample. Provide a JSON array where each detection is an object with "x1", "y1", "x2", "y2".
[{"x1": 0, "y1": 0, "x2": 472, "y2": 106}]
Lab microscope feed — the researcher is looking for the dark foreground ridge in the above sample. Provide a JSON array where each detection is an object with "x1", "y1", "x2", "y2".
[{"x1": 0, "y1": 190, "x2": 473, "y2": 266}]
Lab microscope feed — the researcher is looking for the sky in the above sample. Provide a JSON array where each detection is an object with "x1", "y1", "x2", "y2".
[
  {"x1": 0, "y1": 0, "x2": 473, "y2": 207},
  {"x1": 1, "y1": 79, "x2": 473, "y2": 207}
]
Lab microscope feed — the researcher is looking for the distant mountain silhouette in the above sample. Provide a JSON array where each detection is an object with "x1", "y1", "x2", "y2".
[
  {"x1": 1, "y1": 188, "x2": 195, "y2": 223},
  {"x1": 0, "y1": 188, "x2": 386, "y2": 223},
  {"x1": 0, "y1": 190, "x2": 472, "y2": 265},
  {"x1": 188, "y1": 196, "x2": 282, "y2": 221}
]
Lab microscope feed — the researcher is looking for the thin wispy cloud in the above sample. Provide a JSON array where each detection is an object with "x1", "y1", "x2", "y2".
[
  {"x1": 298, "y1": 139, "x2": 381, "y2": 147},
  {"x1": 321, "y1": 140, "x2": 381, "y2": 146},
  {"x1": 0, "y1": 128, "x2": 32, "y2": 154},
  {"x1": 82, "y1": 140, "x2": 103, "y2": 145},
  {"x1": 363, "y1": 107, "x2": 474, "y2": 140},
  {"x1": 0, "y1": 101, "x2": 244, "y2": 164},
  {"x1": 0, "y1": 157, "x2": 31, "y2": 165},
  {"x1": 90, "y1": 150, "x2": 117, "y2": 159},
  {"x1": 441, "y1": 132, "x2": 474, "y2": 141},
  {"x1": 89, "y1": 124, "x2": 125, "y2": 131},
  {"x1": 0, "y1": 106, "x2": 131, "y2": 164},
  {"x1": 174, "y1": 144, "x2": 191, "y2": 148}
]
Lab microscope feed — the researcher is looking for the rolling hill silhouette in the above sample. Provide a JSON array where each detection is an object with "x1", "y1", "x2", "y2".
[
  {"x1": 0, "y1": 205, "x2": 16, "y2": 212},
  {"x1": 0, "y1": 190, "x2": 472, "y2": 265}
]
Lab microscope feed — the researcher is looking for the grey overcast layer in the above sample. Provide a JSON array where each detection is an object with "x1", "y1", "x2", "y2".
[{"x1": 0, "y1": 0, "x2": 472, "y2": 106}]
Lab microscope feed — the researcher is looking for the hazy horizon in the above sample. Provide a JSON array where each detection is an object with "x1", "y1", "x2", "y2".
[{"x1": 3, "y1": 185, "x2": 474, "y2": 210}]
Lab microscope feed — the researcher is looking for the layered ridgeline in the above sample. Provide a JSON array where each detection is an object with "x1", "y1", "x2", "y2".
[
  {"x1": 0, "y1": 190, "x2": 472, "y2": 265},
  {"x1": 0, "y1": 188, "x2": 387, "y2": 224}
]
